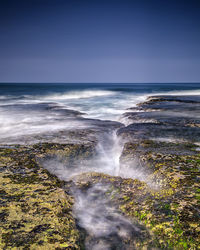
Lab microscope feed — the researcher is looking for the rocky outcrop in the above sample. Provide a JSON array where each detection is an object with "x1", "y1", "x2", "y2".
[
  {"x1": 116, "y1": 95, "x2": 200, "y2": 248},
  {"x1": 1, "y1": 95, "x2": 200, "y2": 249},
  {"x1": 70, "y1": 137, "x2": 200, "y2": 249},
  {"x1": 0, "y1": 143, "x2": 95, "y2": 249},
  {"x1": 119, "y1": 140, "x2": 200, "y2": 249}
]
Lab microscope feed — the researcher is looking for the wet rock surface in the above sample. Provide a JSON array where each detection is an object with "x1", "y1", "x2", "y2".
[
  {"x1": 0, "y1": 101, "x2": 123, "y2": 145},
  {"x1": 117, "y1": 95, "x2": 200, "y2": 248},
  {"x1": 0, "y1": 147, "x2": 73, "y2": 249},
  {"x1": 0, "y1": 143, "x2": 98, "y2": 249},
  {"x1": 0, "y1": 95, "x2": 200, "y2": 249},
  {"x1": 119, "y1": 142, "x2": 200, "y2": 248},
  {"x1": 120, "y1": 95, "x2": 200, "y2": 142}
]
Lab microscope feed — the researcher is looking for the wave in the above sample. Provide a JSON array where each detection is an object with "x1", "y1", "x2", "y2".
[
  {"x1": 0, "y1": 86, "x2": 200, "y2": 144},
  {"x1": 153, "y1": 89, "x2": 200, "y2": 96},
  {"x1": 41, "y1": 90, "x2": 115, "y2": 101}
]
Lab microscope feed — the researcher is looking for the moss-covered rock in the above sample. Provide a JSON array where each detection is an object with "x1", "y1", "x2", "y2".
[
  {"x1": 117, "y1": 138, "x2": 200, "y2": 249},
  {"x1": 0, "y1": 144, "x2": 90, "y2": 249},
  {"x1": 73, "y1": 146, "x2": 200, "y2": 249}
]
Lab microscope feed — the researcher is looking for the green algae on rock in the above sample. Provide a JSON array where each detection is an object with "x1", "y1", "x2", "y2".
[
  {"x1": 72, "y1": 142, "x2": 200, "y2": 249},
  {"x1": 0, "y1": 145, "x2": 85, "y2": 249},
  {"x1": 118, "y1": 140, "x2": 200, "y2": 249}
]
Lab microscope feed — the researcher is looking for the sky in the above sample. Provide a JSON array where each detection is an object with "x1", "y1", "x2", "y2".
[{"x1": 0, "y1": 0, "x2": 200, "y2": 83}]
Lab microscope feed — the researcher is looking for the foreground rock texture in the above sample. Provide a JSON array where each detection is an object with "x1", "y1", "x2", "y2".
[
  {"x1": 0, "y1": 143, "x2": 95, "y2": 249},
  {"x1": 71, "y1": 141, "x2": 200, "y2": 248},
  {"x1": 119, "y1": 141, "x2": 200, "y2": 249},
  {"x1": 0, "y1": 95, "x2": 200, "y2": 249},
  {"x1": 117, "y1": 95, "x2": 200, "y2": 248}
]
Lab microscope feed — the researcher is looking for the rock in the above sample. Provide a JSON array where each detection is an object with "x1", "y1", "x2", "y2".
[
  {"x1": 0, "y1": 144, "x2": 86, "y2": 249},
  {"x1": 1, "y1": 94, "x2": 200, "y2": 249},
  {"x1": 120, "y1": 95, "x2": 200, "y2": 144},
  {"x1": 116, "y1": 95, "x2": 200, "y2": 249},
  {"x1": 71, "y1": 139, "x2": 200, "y2": 249}
]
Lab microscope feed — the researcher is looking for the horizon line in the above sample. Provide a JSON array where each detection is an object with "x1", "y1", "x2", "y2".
[{"x1": 1, "y1": 82, "x2": 200, "y2": 84}]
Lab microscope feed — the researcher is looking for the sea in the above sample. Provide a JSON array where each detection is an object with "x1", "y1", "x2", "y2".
[{"x1": 0, "y1": 82, "x2": 200, "y2": 144}]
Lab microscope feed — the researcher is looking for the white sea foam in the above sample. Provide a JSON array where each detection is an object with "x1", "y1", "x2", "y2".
[
  {"x1": 41, "y1": 131, "x2": 149, "y2": 183},
  {"x1": 0, "y1": 89, "x2": 149, "y2": 142},
  {"x1": 72, "y1": 183, "x2": 141, "y2": 250},
  {"x1": 40, "y1": 131, "x2": 150, "y2": 249},
  {"x1": 41, "y1": 131, "x2": 122, "y2": 179},
  {"x1": 0, "y1": 87, "x2": 200, "y2": 143},
  {"x1": 151, "y1": 89, "x2": 200, "y2": 96},
  {"x1": 0, "y1": 104, "x2": 89, "y2": 144},
  {"x1": 41, "y1": 90, "x2": 115, "y2": 100}
]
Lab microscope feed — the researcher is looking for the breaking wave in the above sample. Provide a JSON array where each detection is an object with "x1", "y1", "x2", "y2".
[{"x1": 41, "y1": 90, "x2": 115, "y2": 100}]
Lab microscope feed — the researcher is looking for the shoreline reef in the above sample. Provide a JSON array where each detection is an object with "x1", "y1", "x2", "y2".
[{"x1": 0, "y1": 95, "x2": 200, "y2": 249}]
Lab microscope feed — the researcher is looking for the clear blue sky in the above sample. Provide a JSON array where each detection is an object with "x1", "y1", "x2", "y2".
[{"x1": 0, "y1": 0, "x2": 200, "y2": 83}]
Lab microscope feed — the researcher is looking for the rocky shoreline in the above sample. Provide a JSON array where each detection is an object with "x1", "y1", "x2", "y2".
[{"x1": 0, "y1": 95, "x2": 200, "y2": 249}]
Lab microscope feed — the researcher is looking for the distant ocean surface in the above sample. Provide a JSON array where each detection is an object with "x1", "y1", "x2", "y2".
[{"x1": 0, "y1": 83, "x2": 200, "y2": 144}]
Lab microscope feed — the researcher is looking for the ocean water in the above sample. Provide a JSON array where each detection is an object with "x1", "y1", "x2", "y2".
[{"x1": 0, "y1": 82, "x2": 200, "y2": 144}]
